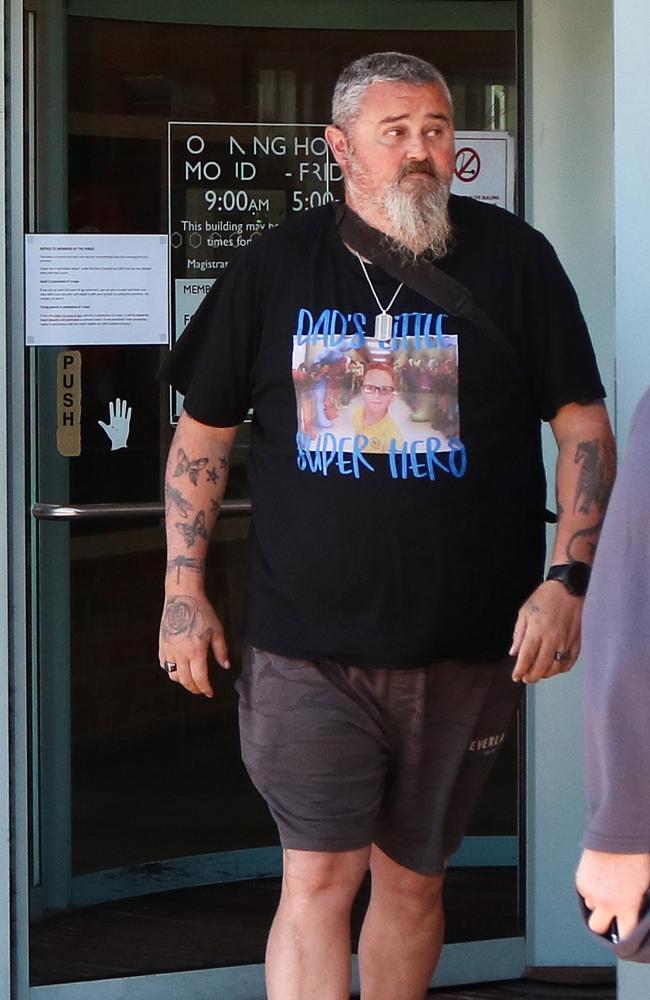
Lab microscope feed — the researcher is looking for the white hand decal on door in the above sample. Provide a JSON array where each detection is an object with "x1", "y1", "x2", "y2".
[{"x1": 98, "y1": 398, "x2": 132, "y2": 450}]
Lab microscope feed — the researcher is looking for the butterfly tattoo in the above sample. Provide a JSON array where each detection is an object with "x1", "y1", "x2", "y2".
[
  {"x1": 176, "y1": 510, "x2": 208, "y2": 548},
  {"x1": 173, "y1": 448, "x2": 208, "y2": 486},
  {"x1": 165, "y1": 484, "x2": 194, "y2": 519}
]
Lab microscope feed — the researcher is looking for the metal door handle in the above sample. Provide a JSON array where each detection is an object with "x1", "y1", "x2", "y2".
[{"x1": 31, "y1": 500, "x2": 251, "y2": 521}]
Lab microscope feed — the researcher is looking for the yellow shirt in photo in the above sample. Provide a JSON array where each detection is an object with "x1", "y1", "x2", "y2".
[{"x1": 352, "y1": 408, "x2": 401, "y2": 453}]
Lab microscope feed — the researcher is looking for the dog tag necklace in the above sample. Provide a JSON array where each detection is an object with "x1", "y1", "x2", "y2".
[{"x1": 355, "y1": 252, "x2": 403, "y2": 342}]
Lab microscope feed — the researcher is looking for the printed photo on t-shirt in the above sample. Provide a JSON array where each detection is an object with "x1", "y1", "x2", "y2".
[{"x1": 291, "y1": 335, "x2": 459, "y2": 455}]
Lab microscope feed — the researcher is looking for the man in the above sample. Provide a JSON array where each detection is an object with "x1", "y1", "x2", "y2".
[
  {"x1": 159, "y1": 52, "x2": 615, "y2": 1000},
  {"x1": 576, "y1": 388, "x2": 650, "y2": 959}
]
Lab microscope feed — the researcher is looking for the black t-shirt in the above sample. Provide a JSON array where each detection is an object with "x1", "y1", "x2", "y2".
[{"x1": 160, "y1": 197, "x2": 605, "y2": 666}]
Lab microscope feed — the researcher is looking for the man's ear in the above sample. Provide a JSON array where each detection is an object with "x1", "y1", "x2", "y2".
[{"x1": 325, "y1": 125, "x2": 349, "y2": 170}]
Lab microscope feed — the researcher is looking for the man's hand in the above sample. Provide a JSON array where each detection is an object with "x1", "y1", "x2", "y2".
[
  {"x1": 577, "y1": 849, "x2": 650, "y2": 941},
  {"x1": 510, "y1": 580, "x2": 583, "y2": 684},
  {"x1": 158, "y1": 590, "x2": 230, "y2": 698}
]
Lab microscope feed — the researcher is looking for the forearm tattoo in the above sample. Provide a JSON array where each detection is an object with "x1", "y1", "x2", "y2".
[
  {"x1": 176, "y1": 510, "x2": 208, "y2": 548},
  {"x1": 172, "y1": 447, "x2": 230, "y2": 489},
  {"x1": 573, "y1": 440, "x2": 612, "y2": 515},
  {"x1": 167, "y1": 555, "x2": 204, "y2": 584},
  {"x1": 564, "y1": 436, "x2": 616, "y2": 560},
  {"x1": 173, "y1": 447, "x2": 209, "y2": 485},
  {"x1": 165, "y1": 437, "x2": 230, "y2": 581},
  {"x1": 161, "y1": 594, "x2": 213, "y2": 642},
  {"x1": 165, "y1": 483, "x2": 194, "y2": 518}
]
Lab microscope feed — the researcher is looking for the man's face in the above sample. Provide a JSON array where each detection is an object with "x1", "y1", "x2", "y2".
[{"x1": 326, "y1": 80, "x2": 455, "y2": 253}]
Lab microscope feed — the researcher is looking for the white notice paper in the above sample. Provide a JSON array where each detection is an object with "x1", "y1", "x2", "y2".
[{"x1": 25, "y1": 234, "x2": 169, "y2": 346}]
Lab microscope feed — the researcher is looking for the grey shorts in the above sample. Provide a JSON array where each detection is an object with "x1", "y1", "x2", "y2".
[{"x1": 236, "y1": 645, "x2": 522, "y2": 875}]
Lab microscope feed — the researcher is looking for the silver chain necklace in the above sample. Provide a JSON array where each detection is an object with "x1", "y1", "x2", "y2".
[{"x1": 355, "y1": 252, "x2": 403, "y2": 342}]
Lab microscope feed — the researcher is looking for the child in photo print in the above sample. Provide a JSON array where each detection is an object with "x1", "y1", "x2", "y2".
[{"x1": 291, "y1": 336, "x2": 459, "y2": 454}]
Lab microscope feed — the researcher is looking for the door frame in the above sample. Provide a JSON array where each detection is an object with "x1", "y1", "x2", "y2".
[{"x1": 4, "y1": 2, "x2": 530, "y2": 997}]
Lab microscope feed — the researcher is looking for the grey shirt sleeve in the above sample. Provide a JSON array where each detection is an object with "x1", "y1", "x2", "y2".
[{"x1": 581, "y1": 388, "x2": 650, "y2": 853}]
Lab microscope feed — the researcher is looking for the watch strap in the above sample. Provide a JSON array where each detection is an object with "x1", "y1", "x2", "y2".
[{"x1": 546, "y1": 561, "x2": 591, "y2": 596}]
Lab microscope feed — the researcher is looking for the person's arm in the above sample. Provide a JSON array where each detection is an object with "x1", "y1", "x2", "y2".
[
  {"x1": 158, "y1": 410, "x2": 239, "y2": 698},
  {"x1": 511, "y1": 400, "x2": 616, "y2": 684},
  {"x1": 576, "y1": 851, "x2": 650, "y2": 940},
  {"x1": 573, "y1": 388, "x2": 650, "y2": 938}
]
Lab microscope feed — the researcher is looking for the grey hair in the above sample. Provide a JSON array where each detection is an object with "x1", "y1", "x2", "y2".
[{"x1": 331, "y1": 51, "x2": 452, "y2": 133}]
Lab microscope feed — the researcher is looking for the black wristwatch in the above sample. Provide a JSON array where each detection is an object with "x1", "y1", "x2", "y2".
[{"x1": 545, "y1": 561, "x2": 591, "y2": 597}]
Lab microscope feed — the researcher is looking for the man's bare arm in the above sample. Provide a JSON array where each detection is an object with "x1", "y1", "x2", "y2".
[
  {"x1": 511, "y1": 401, "x2": 616, "y2": 684},
  {"x1": 549, "y1": 400, "x2": 617, "y2": 565},
  {"x1": 159, "y1": 410, "x2": 239, "y2": 697}
]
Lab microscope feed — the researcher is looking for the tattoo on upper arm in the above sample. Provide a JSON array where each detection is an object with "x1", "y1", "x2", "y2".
[
  {"x1": 219, "y1": 456, "x2": 229, "y2": 470},
  {"x1": 167, "y1": 555, "x2": 204, "y2": 584},
  {"x1": 573, "y1": 439, "x2": 614, "y2": 515},
  {"x1": 210, "y1": 498, "x2": 222, "y2": 513},
  {"x1": 161, "y1": 595, "x2": 212, "y2": 642},
  {"x1": 206, "y1": 466, "x2": 219, "y2": 484},
  {"x1": 173, "y1": 448, "x2": 209, "y2": 485},
  {"x1": 176, "y1": 510, "x2": 208, "y2": 547}
]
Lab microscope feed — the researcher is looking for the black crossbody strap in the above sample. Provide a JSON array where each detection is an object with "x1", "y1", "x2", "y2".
[
  {"x1": 336, "y1": 204, "x2": 524, "y2": 379},
  {"x1": 336, "y1": 205, "x2": 556, "y2": 524}
]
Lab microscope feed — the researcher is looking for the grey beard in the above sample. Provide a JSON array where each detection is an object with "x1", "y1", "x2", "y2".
[
  {"x1": 346, "y1": 161, "x2": 453, "y2": 260},
  {"x1": 382, "y1": 176, "x2": 453, "y2": 260}
]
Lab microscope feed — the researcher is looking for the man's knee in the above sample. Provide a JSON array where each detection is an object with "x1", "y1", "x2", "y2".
[
  {"x1": 369, "y1": 845, "x2": 445, "y2": 915},
  {"x1": 282, "y1": 847, "x2": 370, "y2": 906}
]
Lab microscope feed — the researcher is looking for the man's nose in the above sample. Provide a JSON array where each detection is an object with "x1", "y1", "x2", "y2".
[{"x1": 403, "y1": 134, "x2": 429, "y2": 160}]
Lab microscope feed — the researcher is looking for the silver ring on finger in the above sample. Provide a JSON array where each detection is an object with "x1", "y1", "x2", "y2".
[
  {"x1": 553, "y1": 650, "x2": 571, "y2": 662},
  {"x1": 162, "y1": 660, "x2": 178, "y2": 674}
]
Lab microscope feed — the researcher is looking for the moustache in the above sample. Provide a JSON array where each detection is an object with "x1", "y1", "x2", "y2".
[{"x1": 397, "y1": 160, "x2": 438, "y2": 181}]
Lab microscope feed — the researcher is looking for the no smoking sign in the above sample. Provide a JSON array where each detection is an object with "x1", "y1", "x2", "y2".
[
  {"x1": 454, "y1": 146, "x2": 481, "y2": 183},
  {"x1": 451, "y1": 132, "x2": 514, "y2": 211}
]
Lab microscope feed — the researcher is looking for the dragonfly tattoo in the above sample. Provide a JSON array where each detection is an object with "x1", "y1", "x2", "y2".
[
  {"x1": 174, "y1": 448, "x2": 209, "y2": 486},
  {"x1": 167, "y1": 555, "x2": 203, "y2": 583},
  {"x1": 165, "y1": 483, "x2": 194, "y2": 519}
]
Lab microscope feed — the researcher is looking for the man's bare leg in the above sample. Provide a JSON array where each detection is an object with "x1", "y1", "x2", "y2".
[
  {"x1": 358, "y1": 844, "x2": 445, "y2": 1000},
  {"x1": 266, "y1": 846, "x2": 371, "y2": 1000}
]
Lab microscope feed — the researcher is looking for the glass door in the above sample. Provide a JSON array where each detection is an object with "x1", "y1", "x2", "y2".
[{"x1": 26, "y1": 2, "x2": 524, "y2": 995}]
